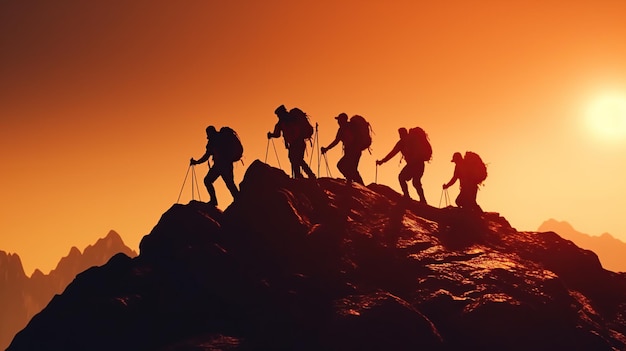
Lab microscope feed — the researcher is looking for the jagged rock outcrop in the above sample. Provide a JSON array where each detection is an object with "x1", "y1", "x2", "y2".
[
  {"x1": 1, "y1": 231, "x2": 136, "y2": 351},
  {"x1": 8, "y1": 160, "x2": 626, "y2": 351},
  {"x1": 539, "y1": 218, "x2": 626, "y2": 272}
]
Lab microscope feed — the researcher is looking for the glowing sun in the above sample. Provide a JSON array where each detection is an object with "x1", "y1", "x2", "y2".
[{"x1": 585, "y1": 93, "x2": 626, "y2": 141}]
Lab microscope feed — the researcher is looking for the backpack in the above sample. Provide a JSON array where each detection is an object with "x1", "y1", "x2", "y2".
[
  {"x1": 463, "y1": 151, "x2": 487, "y2": 184},
  {"x1": 280, "y1": 107, "x2": 314, "y2": 143},
  {"x1": 403, "y1": 127, "x2": 432, "y2": 162},
  {"x1": 217, "y1": 127, "x2": 243, "y2": 162},
  {"x1": 346, "y1": 115, "x2": 372, "y2": 151}
]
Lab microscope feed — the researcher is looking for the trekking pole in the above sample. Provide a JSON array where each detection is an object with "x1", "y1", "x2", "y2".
[
  {"x1": 323, "y1": 153, "x2": 333, "y2": 177},
  {"x1": 438, "y1": 189, "x2": 444, "y2": 208},
  {"x1": 191, "y1": 166, "x2": 196, "y2": 201},
  {"x1": 375, "y1": 163, "x2": 378, "y2": 184},
  {"x1": 271, "y1": 138, "x2": 282, "y2": 170},
  {"x1": 191, "y1": 164, "x2": 202, "y2": 201},
  {"x1": 191, "y1": 165, "x2": 197, "y2": 200},
  {"x1": 316, "y1": 123, "x2": 320, "y2": 178},
  {"x1": 439, "y1": 188, "x2": 450, "y2": 208},
  {"x1": 264, "y1": 138, "x2": 270, "y2": 163},
  {"x1": 177, "y1": 163, "x2": 192, "y2": 203},
  {"x1": 309, "y1": 123, "x2": 317, "y2": 166}
]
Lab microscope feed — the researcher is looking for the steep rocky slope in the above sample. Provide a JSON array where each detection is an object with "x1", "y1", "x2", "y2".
[{"x1": 8, "y1": 161, "x2": 626, "y2": 351}]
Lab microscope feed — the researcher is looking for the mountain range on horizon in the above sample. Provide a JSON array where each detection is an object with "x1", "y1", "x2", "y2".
[
  {"x1": 7, "y1": 160, "x2": 626, "y2": 350},
  {"x1": 0, "y1": 230, "x2": 137, "y2": 350},
  {"x1": 538, "y1": 219, "x2": 626, "y2": 273}
]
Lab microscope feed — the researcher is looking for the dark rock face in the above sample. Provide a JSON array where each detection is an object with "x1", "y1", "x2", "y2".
[
  {"x1": 0, "y1": 231, "x2": 136, "y2": 350},
  {"x1": 8, "y1": 160, "x2": 626, "y2": 351}
]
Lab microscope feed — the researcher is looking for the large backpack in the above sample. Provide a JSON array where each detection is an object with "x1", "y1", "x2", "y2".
[
  {"x1": 463, "y1": 151, "x2": 487, "y2": 184},
  {"x1": 346, "y1": 115, "x2": 372, "y2": 151},
  {"x1": 280, "y1": 107, "x2": 314, "y2": 144},
  {"x1": 217, "y1": 127, "x2": 243, "y2": 162},
  {"x1": 403, "y1": 127, "x2": 432, "y2": 162}
]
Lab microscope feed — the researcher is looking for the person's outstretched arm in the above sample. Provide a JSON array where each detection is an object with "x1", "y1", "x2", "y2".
[
  {"x1": 377, "y1": 141, "x2": 401, "y2": 165},
  {"x1": 191, "y1": 144, "x2": 212, "y2": 165},
  {"x1": 321, "y1": 130, "x2": 342, "y2": 154},
  {"x1": 443, "y1": 165, "x2": 460, "y2": 189},
  {"x1": 267, "y1": 123, "x2": 281, "y2": 139}
]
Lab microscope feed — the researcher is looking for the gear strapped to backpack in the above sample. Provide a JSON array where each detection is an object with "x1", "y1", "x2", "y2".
[
  {"x1": 463, "y1": 151, "x2": 487, "y2": 184},
  {"x1": 346, "y1": 115, "x2": 372, "y2": 151},
  {"x1": 217, "y1": 127, "x2": 244, "y2": 162},
  {"x1": 403, "y1": 127, "x2": 432, "y2": 162},
  {"x1": 280, "y1": 108, "x2": 314, "y2": 144}
]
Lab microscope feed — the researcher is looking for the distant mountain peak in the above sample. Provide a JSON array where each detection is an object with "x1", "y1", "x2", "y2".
[
  {"x1": 0, "y1": 250, "x2": 26, "y2": 278},
  {"x1": 0, "y1": 231, "x2": 137, "y2": 350},
  {"x1": 600, "y1": 232, "x2": 615, "y2": 240},
  {"x1": 540, "y1": 218, "x2": 576, "y2": 231},
  {"x1": 102, "y1": 229, "x2": 123, "y2": 244},
  {"x1": 85, "y1": 230, "x2": 136, "y2": 257},
  {"x1": 67, "y1": 246, "x2": 81, "y2": 257},
  {"x1": 30, "y1": 269, "x2": 44, "y2": 279},
  {"x1": 539, "y1": 219, "x2": 626, "y2": 273}
]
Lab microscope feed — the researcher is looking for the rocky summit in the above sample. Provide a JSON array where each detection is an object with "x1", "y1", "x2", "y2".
[{"x1": 8, "y1": 160, "x2": 626, "y2": 351}]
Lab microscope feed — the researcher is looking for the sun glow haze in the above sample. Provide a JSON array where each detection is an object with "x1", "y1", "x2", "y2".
[{"x1": 585, "y1": 93, "x2": 626, "y2": 142}]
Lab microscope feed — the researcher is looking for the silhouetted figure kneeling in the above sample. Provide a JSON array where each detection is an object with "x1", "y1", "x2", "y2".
[
  {"x1": 191, "y1": 126, "x2": 242, "y2": 206},
  {"x1": 443, "y1": 151, "x2": 486, "y2": 212},
  {"x1": 267, "y1": 105, "x2": 316, "y2": 179},
  {"x1": 377, "y1": 127, "x2": 431, "y2": 203},
  {"x1": 321, "y1": 113, "x2": 371, "y2": 185}
]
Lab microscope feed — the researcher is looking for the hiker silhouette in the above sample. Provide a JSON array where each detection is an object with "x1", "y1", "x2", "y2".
[
  {"x1": 190, "y1": 125, "x2": 241, "y2": 206},
  {"x1": 320, "y1": 113, "x2": 367, "y2": 185},
  {"x1": 442, "y1": 152, "x2": 484, "y2": 212},
  {"x1": 267, "y1": 104, "x2": 316, "y2": 179},
  {"x1": 376, "y1": 127, "x2": 429, "y2": 203}
]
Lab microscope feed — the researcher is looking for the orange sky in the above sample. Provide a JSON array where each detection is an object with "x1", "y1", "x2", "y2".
[{"x1": 2, "y1": 0, "x2": 626, "y2": 275}]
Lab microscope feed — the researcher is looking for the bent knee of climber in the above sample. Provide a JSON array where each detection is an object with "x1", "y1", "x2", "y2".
[{"x1": 412, "y1": 178, "x2": 422, "y2": 188}]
